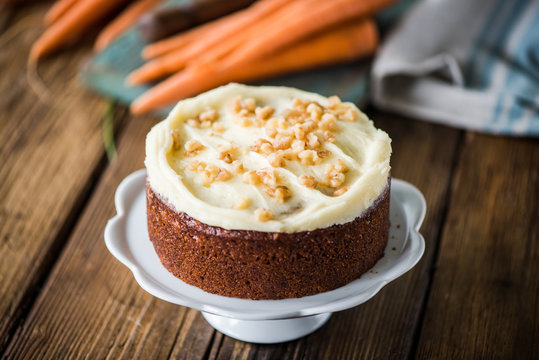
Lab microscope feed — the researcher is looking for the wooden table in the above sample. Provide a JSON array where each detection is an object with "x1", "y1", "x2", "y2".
[{"x1": 1, "y1": 4, "x2": 538, "y2": 359}]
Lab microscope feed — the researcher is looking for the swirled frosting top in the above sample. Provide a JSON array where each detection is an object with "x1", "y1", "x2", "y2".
[{"x1": 145, "y1": 83, "x2": 391, "y2": 232}]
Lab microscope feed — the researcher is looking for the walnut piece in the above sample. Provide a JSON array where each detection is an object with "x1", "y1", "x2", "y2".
[
  {"x1": 255, "y1": 208, "x2": 273, "y2": 222},
  {"x1": 234, "y1": 197, "x2": 250, "y2": 210}
]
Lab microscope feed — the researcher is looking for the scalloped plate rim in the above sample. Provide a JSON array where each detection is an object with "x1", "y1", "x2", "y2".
[{"x1": 104, "y1": 169, "x2": 426, "y2": 320}]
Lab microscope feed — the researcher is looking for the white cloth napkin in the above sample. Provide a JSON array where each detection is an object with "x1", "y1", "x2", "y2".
[{"x1": 372, "y1": 0, "x2": 539, "y2": 136}]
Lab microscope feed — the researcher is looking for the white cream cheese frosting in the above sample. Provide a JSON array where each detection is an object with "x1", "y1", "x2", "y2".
[{"x1": 145, "y1": 83, "x2": 391, "y2": 232}]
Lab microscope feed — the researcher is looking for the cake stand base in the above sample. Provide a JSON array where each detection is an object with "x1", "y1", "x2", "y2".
[{"x1": 202, "y1": 312, "x2": 332, "y2": 343}]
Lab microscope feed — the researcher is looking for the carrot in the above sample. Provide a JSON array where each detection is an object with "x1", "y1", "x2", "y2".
[
  {"x1": 221, "y1": 0, "x2": 394, "y2": 68},
  {"x1": 130, "y1": 20, "x2": 378, "y2": 114},
  {"x1": 191, "y1": 0, "x2": 319, "y2": 66},
  {"x1": 141, "y1": 0, "x2": 295, "y2": 60},
  {"x1": 94, "y1": 0, "x2": 162, "y2": 52},
  {"x1": 30, "y1": 0, "x2": 128, "y2": 60},
  {"x1": 129, "y1": 0, "x2": 313, "y2": 84},
  {"x1": 44, "y1": 0, "x2": 78, "y2": 26}
]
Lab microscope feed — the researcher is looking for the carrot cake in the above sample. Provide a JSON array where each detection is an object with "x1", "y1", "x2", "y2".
[{"x1": 145, "y1": 83, "x2": 392, "y2": 299}]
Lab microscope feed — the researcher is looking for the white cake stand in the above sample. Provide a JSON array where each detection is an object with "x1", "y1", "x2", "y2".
[{"x1": 105, "y1": 170, "x2": 426, "y2": 344}]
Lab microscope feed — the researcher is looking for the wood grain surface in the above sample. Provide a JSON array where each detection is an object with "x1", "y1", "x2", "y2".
[
  {"x1": 0, "y1": 3, "x2": 122, "y2": 352},
  {"x1": 416, "y1": 133, "x2": 539, "y2": 359},
  {"x1": 1, "y1": 3, "x2": 538, "y2": 360}
]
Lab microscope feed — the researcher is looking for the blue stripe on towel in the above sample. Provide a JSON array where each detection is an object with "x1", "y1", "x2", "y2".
[
  {"x1": 491, "y1": 0, "x2": 539, "y2": 135},
  {"x1": 464, "y1": 0, "x2": 506, "y2": 89}
]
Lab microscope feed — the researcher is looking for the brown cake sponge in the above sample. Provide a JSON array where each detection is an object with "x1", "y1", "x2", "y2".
[
  {"x1": 146, "y1": 182, "x2": 390, "y2": 299},
  {"x1": 146, "y1": 180, "x2": 390, "y2": 300}
]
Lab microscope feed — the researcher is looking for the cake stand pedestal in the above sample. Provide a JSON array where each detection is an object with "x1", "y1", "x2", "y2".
[
  {"x1": 105, "y1": 170, "x2": 426, "y2": 344},
  {"x1": 202, "y1": 312, "x2": 332, "y2": 344}
]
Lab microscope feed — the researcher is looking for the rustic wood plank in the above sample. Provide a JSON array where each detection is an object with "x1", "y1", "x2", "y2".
[
  {"x1": 3, "y1": 108, "x2": 218, "y2": 359},
  {"x1": 0, "y1": 4, "x2": 123, "y2": 352},
  {"x1": 208, "y1": 113, "x2": 462, "y2": 359},
  {"x1": 416, "y1": 133, "x2": 539, "y2": 359}
]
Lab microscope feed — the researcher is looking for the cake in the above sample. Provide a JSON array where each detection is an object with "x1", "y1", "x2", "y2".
[{"x1": 145, "y1": 83, "x2": 392, "y2": 300}]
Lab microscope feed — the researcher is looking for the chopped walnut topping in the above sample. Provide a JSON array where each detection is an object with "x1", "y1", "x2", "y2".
[
  {"x1": 306, "y1": 132, "x2": 320, "y2": 148},
  {"x1": 334, "y1": 186, "x2": 350, "y2": 196},
  {"x1": 184, "y1": 139, "x2": 205, "y2": 156},
  {"x1": 255, "y1": 208, "x2": 273, "y2": 222},
  {"x1": 273, "y1": 185, "x2": 291, "y2": 203},
  {"x1": 292, "y1": 97, "x2": 306, "y2": 110},
  {"x1": 266, "y1": 117, "x2": 278, "y2": 129},
  {"x1": 324, "y1": 164, "x2": 345, "y2": 188},
  {"x1": 299, "y1": 175, "x2": 317, "y2": 188},
  {"x1": 232, "y1": 160, "x2": 244, "y2": 173},
  {"x1": 317, "y1": 149, "x2": 332, "y2": 158},
  {"x1": 340, "y1": 107, "x2": 357, "y2": 122},
  {"x1": 238, "y1": 108, "x2": 249, "y2": 117},
  {"x1": 238, "y1": 117, "x2": 250, "y2": 127},
  {"x1": 251, "y1": 138, "x2": 271, "y2": 153},
  {"x1": 205, "y1": 164, "x2": 219, "y2": 176},
  {"x1": 255, "y1": 106, "x2": 274, "y2": 120},
  {"x1": 219, "y1": 151, "x2": 233, "y2": 163},
  {"x1": 200, "y1": 120, "x2": 212, "y2": 129},
  {"x1": 185, "y1": 139, "x2": 204, "y2": 151},
  {"x1": 200, "y1": 109, "x2": 218, "y2": 122},
  {"x1": 291, "y1": 140, "x2": 306, "y2": 153},
  {"x1": 230, "y1": 96, "x2": 242, "y2": 113},
  {"x1": 319, "y1": 113, "x2": 338, "y2": 131},
  {"x1": 243, "y1": 170, "x2": 260, "y2": 185},
  {"x1": 201, "y1": 164, "x2": 220, "y2": 187},
  {"x1": 243, "y1": 97, "x2": 256, "y2": 112},
  {"x1": 328, "y1": 95, "x2": 341, "y2": 109},
  {"x1": 234, "y1": 197, "x2": 250, "y2": 210},
  {"x1": 273, "y1": 134, "x2": 293, "y2": 150},
  {"x1": 212, "y1": 122, "x2": 225, "y2": 132},
  {"x1": 188, "y1": 160, "x2": 206, "y2": 172},
  {"x1": 307, "y1": 103, "x2": 322, "y2": 120},
  {"x1": 335, "y1": 159, "x2": 349, "y2": 172},
  {"x1": 260, "y1": 142, "x2": 274, "y2": 155},
  {"x1": 185, "y1": 108, "x2": 220, "y2": 128},
  {"x1": 293, "y1": 125, "x2": 306, "y2": 140},
  {"x1": 188, "y1": 160, "x2": 200, "y2": 171},
  {"x1": 277, "y1": 117, "x2": 288, "y2": 130},
  {"x1": 216, "y1": 169, "x2": 231, "y2": 181},
  {"x1": 323, "y1": 131, "x2": 336, "y2": 143},
  {"x1": 186, "y1": 119, "x2": 199, "y2": 128},
  {"x1": 298, "y1": 150, "x2": 320, "y2": 165},
  {"x1": 265, "y1": 127, "x2": 278, "y2": 138},
  {"x1": 267, "y1": 152, "x2": 285, "y2": 167},
  {"x1": 257, "y1": 168, "x2": 278, "y2": 187},
  {"x1": 304, "y1": 120, "x2": 317, "y2": 132}
]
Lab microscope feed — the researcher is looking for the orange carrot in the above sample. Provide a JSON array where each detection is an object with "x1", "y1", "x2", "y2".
[
  {"x1": 222, "y1": 0, "x2": 394, "y2": 68},
  {"x1": 129, "y1": 0, "x2": 314, "y2": 84},
  {"x1": 191, "y1": 0, "x2": 318, "y2": 66},
  {"x1": 141, "y1": 0, "x2": 295, "y2": 60},
  {"x1": 130, "y1": 20, "x2": 378, "y2": 114},
  {"x1": 94, "y1": 0, "x2": 162, "y2": 52},
  {"x1": 30, "y1": 0, "x2": 128, "y2": 60},
  {"x1": 44, "y1": 0, "x2": 78, "y2": 26}
]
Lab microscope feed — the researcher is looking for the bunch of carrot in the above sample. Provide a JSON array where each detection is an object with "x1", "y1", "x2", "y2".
[
  {"x1": 32, "y1": 0, "x2": 124, "y2": 60},
  {"x1": 129, "y1": 0, "x2": 395, "y2": 114},
  {"x1": 31, "y1": 0, "x2": 253, "y2": 60}
]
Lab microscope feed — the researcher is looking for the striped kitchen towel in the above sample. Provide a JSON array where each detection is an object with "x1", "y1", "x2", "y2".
[{"x1": 372, "y1": 0, "x2": 539, "y2": 136}]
